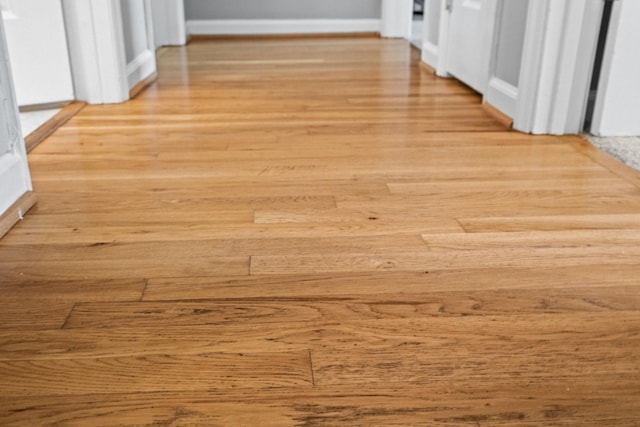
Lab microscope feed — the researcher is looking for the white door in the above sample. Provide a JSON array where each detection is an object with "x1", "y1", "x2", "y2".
[
  {"x1": 445, "y1": 0, "x2": 497, "y2": 94},
  {"x1": 1, "y1": 0, "x2": 74, "y2": 107}
]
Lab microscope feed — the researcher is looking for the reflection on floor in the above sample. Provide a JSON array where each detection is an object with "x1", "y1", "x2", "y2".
[
  {"x1": 19, "y1": 108, "x2": 61, "y2": 138},
  {"x1": 589, "y1": 136, "x2": 640, "y2": 171}
]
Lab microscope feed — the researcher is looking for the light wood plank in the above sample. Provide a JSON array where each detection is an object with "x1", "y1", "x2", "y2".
[
  {"x1": 0, "y1": 257, "x2": 249, "y2": 281},
  {"x1": 0, "y1": 350, "x2": 312, "y2": 396},
  {"x1": 1, "y1": 386, "x2": 639, "y2": 427},
  {"x1": 142, "y1": 265, "x2": 640, "y2": 301},
  {"x1": 2, "y1": 36, "x2": 640, "y2": 425},
  {"x1": 63, "y1": 285, "x2": 640, "y2": 329}
]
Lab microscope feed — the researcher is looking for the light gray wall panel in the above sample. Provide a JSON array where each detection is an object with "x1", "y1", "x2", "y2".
[{"x1": 185, "y1": 0, "x2": 382, "y2": 20}]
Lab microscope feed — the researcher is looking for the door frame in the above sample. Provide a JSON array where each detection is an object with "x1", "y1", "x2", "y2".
[
  {"x1": 395, "y1": 0, "x2": 604, "y2": 135},
  {"x1": 62, "y1": 0, "x2": 163, "y2": 104},
  {"x1": 62, "y1": 0, "x2": 129, "y2": 104},
  {"x1": 380, "y1": 0, "x2": 413, "y2": 39},
  {"x1": 125, "y1": 0, "x2": 157, "y2": 90},
  {"x1": 421, "y1": 0, "x2": 451, "y2": 77},
  {"x1": 0, "y1": 17, "x2": 34, "y2": 231},
  {"x1": 515, "y1": 0, "x2": 604, "y2": 134},
  {"x1": 150, "y1": 0, "x2": 187, "y2": 48}
]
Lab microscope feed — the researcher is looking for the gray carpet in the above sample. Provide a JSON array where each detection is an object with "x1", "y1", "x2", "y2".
[{"x1": 588, "y1": 136, "x2": 640, "y2": 171}]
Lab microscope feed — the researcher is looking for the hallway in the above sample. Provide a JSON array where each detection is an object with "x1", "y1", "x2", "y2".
[{"x1": 1, "y1": 37, "x2": 640, "y2": 425}]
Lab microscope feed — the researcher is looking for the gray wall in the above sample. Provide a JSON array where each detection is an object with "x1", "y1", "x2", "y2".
[
  {"x1": 494, "y1": 0, "x2": 529, "y2": 87},
  {"x1": 120, "y1": 0, "x2": 149, "y2": 63},
  {"x1": 185, "y1": 0, "x2": 382, "y2": 20}
]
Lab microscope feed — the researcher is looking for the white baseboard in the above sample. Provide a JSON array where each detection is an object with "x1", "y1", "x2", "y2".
[
  {"x1": 0, "y1": 153, "x2": 30, "y2": 215},
  {"x1": 421, "y1": 43, "x2": 438, "y2": 70},
  {"x1": 485, "y1": 77, "x2": 518, "y2": 119},
  {"x1": 126, "y1": 49, "x2": 156, "y2": 90},
  {"x1": 187, "y1": 19, "x2": 381, "y2": 36}
]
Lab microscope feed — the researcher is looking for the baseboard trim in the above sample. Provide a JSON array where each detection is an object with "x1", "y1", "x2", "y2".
[
  {"x1": 127, "y1": 49, "x2": 157, "y2": 90},
  {"x1": 419, "y1": 61, "x2": 436, "y2": 75},
  {"x1": 189, "y1": 32, "x2": 380, "y2": 41},
  {"x1": 25, "y1": 102, "x2": 86, "y2": 153},
  {"x1": 129, "y1": 72, "x2": 158, "y2": 99},
  {"x1": 19, "y1": 101, "x2": 71, "y2": 113},
  {"x1": 187, "y1": 19, "x2": 381, "y2": 36},
  {"x1": 482, "y1": 102, "x2": 514, "y2": 129},
  {"x1": 0, "y1": 191, "x2": 37, "y2": 240}
]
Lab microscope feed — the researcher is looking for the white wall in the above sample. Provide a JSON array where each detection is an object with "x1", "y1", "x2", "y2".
[
  {"x1": 185, "y1": 0, "x2": 381, "y2": 20},
  {"x1": 2, "y1": 0, "x2": 74, "y2": 106},
  {"x1": 591, "y1": 0, "x2": 640, "y2": 136}
]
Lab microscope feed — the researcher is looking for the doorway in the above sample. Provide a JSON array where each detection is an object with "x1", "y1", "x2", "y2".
[{"x1": 410, "y1": 0, "x2": 425, "y2": 48}]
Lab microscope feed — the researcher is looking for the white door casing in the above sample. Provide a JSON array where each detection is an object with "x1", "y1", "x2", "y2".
[
  {"x1": 421, "y1": 0, "x2": 443, "y2": 72},
  {"x1": 62, "y1": 0, "x2": 129, "y2": 104},
  {"x1": 380, "y1": 0, "x2": 413, "y2": 39},
  {"x1": 514, "y1": 0, "x2": 603, "y2": 134},
  {"x1": 484, "y1": 0, "x2": 529, "y2": 118},
  {"x1": 415, "y1": 0, "x2": 602, "y2": 134},
  {"x1": 590, "y1": 0, "x2": 640, "y2": 136},
  {"x1": 150, "y1": 0, "x2": 187, "y2": 48},
  {"x1": 1, "y1": 0, "x2": 74, "y2": 107},
  {"x1": 121, "y1": 0, "x2": 157, "y2": 90},
  {"x1": 0, "y1": 17, "x2": 32, "y2": 216},
  {"x1": 445, "y1": 0, "x2": 498, "y2": 94}
]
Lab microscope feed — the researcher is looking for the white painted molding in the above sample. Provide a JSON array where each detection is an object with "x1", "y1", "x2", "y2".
[
  {"x1": 422, "y1": 43, "x2": 439, "y2": 69},
  {"x1": 187, "y1": 19, "x2": 381, "y2": 36},
  {"x1": 62, "y1": 0, "x2": 129, "y2": 104},
  {"x1": 151, "y1": 0, "x2": 187, "y2": 47},
  {"x1": 434, "y1": 0, "x2": 451, "y2": 77},
  {"x1": 126, "y1": 49, "x2": 156, "y2": 89},
  {"x1": 591, "y1": 0, "x2": 640, "y2": 136},
  {"x1": 485, "y1": 77, "x2": 518, "y2": 118},
  {"x1": 0, "y1": 17, "x2": 32, "y2": 217},
  {"x1": 380, "y1": 0, "x2": 413, "y2": 38},
  {"x1": 512, "y1": 0, "x2": 548, "y2": 133},
  {"x1": 421, "y1": 0, "x2": 438, "y2": 69},
  {"x1": 514, "y1": 0, "x2": 603, "y2": 135}
]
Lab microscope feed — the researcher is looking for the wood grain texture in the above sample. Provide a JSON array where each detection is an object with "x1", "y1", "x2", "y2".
[
  {"x1": 1, "y1": 37, "x2": 640, "y2": 425},
  {"x1": 129, "y1": 72, "x2": 157, "y2": 99},
  {"x1": 24, "y1": 102, "x2": 86, "y2": 153},
  {"x1": 0, "y1": 191, "x2": 36, "y2": 239}
]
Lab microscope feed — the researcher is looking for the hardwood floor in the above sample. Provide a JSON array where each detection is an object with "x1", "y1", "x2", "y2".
[{"x1": 1, "y1": 37, "x2": 640, "y2": 425}]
